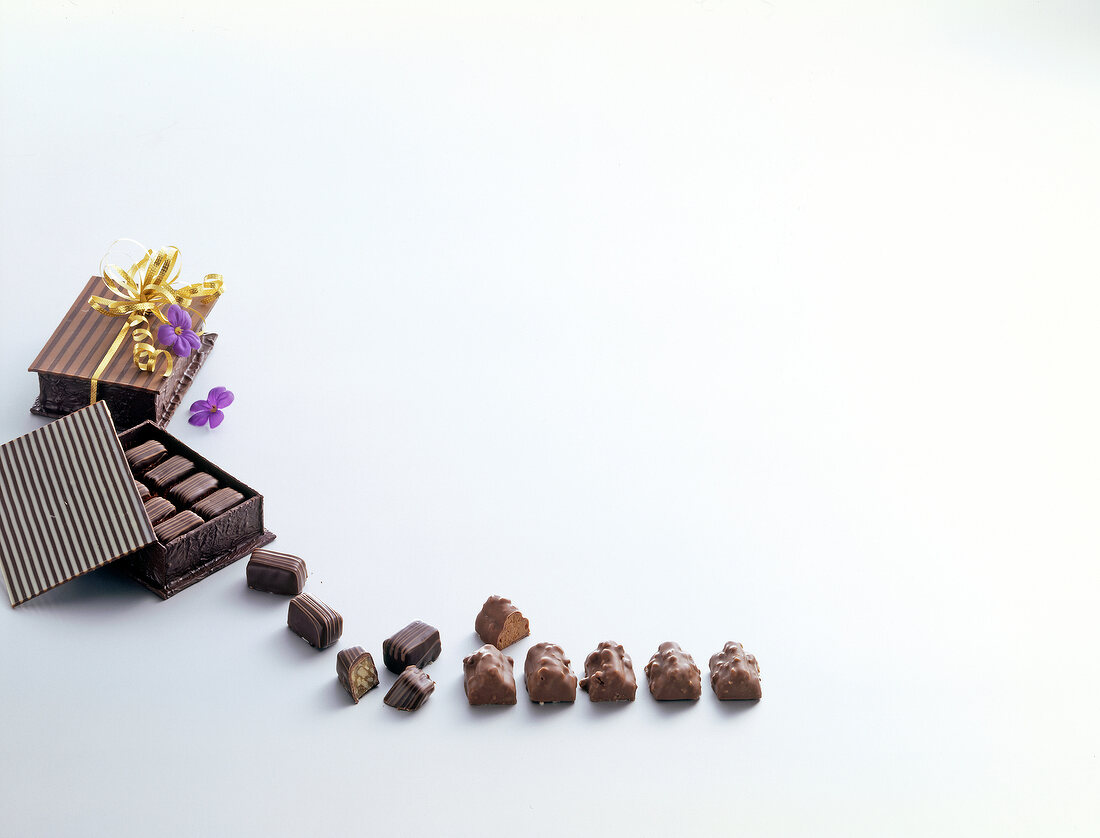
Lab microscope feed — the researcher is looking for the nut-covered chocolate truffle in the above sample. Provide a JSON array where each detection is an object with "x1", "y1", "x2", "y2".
[
  {"x1": 644, "y1": 641, "x2": 701, "y2": 701},
  {"x1": 474, "y1": 595, "x2": 530, "y2": 650},
  {"x1": 524, "y1": 642, "x2": 577, "y2": 704},
  {"x1": 709, "y1": 641, "x2": 762, "y2": 700},
  {"x1": 579, "y1": 641, "x2": 637, "y2": 702},
  {"x1": 463, "y1": 644, "x2": 517, "y2": 706}
]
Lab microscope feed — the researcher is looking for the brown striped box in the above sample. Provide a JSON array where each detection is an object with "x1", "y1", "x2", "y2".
[
  {"x1": 28, "y1": 276, "x2": 219, "y2": 430},
  {"x1": 0, "y1": 403, "x2": 274, "y2": 607}
]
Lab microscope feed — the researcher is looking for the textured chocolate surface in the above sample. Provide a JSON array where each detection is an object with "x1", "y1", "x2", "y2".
[
  {"x1": 154, "y1": 510, "x2": 202, "y2": 542},
  {"x1": 463, "y1": 644, "x2": 517, "y2": 706},
  {"x1": 246, "y1": 549, "x2": 307, "y2": 595},
  {"x1": 474, "y1": 595, "x2": 530, "y2": 650},
  {"x1": 145, "y1": 455, "x2": 194, "y2": 491},
  {"x1": 382, "y1": 621, "x2": 442, "y2": 674},
  {"x1": 524, "y1": 642, "x2": 578, "y2": 704},
  {"x1": 580, "y1": 641, "x2": 637, "y2": 702},
  {"x1": 337, "y1": 646, "x2": 379, "y2": 703},
  {"x1": 709, "y1": 642, "x2": 762, "y2": 700},
  {"x1": 143, "y1": 496, "x2": 177, "y2": 526},
  {"x1": 288, "y1": 594, "x2": 342, "y2": 649},
  {"x1": 28, "y1": 275, "x2": 219, "y2": 428},
  {"x1": 134, "y1": 480, "x2": 151, "y2": 501},
  {"x1": 168, "y1": 472, "x2": 217, "y2": 506},
  {"x1": 192, "y1": 487, "x2": 244, "y2": 519},
  {"x1": 125, "y1": 440, "x2": 166, "y2": 471},
  {"x1": 384, "y1": 666, "x2": 435, "y2": 711},
  {"x1": 644, "y1": 642, "x2": 702, "y2": 701}
]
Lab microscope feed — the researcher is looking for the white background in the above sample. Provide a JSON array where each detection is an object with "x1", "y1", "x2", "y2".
[{"x1": 1, "y1": 2, "x2": 1098, "y2": 835}]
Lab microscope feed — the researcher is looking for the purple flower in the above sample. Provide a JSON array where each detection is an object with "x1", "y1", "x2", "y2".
[
  {"x1": 188, "y1": 387, "x2": 234, "y2": 429},
  {"x1": 157, "y1": 305, "x2": 202, "y2": 357}
]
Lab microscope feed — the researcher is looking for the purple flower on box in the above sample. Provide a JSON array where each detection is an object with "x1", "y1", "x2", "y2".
[
  {"x1": 189, "y1": 387, "x2": 234, "y2": 429},
  {"x1": 157, "y1": 304, "x2": 202, "y2": 357}
]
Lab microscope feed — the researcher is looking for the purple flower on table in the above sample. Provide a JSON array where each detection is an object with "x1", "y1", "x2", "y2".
[
  {"x1": 157, "y1": 304, "x2": 202, "y2": 357},
  {"x1": 189, "y1": 387, "x2": 234, "y2": 429}
]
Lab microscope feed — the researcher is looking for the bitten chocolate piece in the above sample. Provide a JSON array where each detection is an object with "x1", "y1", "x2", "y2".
[
  {"x1": 247, "y1": 549, "x2": 307, "y2": 595},
  {"x1": 125, "y1": 440, "x2": 167, "y2": 472},
  {"x1": 709, "y1": 642, "x2": 762, "y2": 700},
  {"x1": 337, "y1": 646, "x2": 379, "y2": 703},
  {"x1": 382, "y1": 621, "x2": 442, "y2": 674},
  {"x1": 524, "y1": 642, "x2": 578, "y2": 704},
  {"x1": 474, "y1": 595, "x2": 531, "y2": 650},
  {"x1": 287, "y1": 594, "x2": 343, "y2": 649},
  {"x1": 463, "y1": 645, "x2": 517, "y2": 706},
  {"x1": 580, "y1": 641, "x2": 637, "y2": 702},
  {"x1": 168, "y1": 472, "x2": 218, "y2": 506},
  {"x1": 644, "y1": 642, "x2": 702, "y2": 701},
  {"x1": 144, "y1": 496, "x2": 177, "y2": 526},
  {"x1": 145, "y1": 455, "x2": 195, "y2": 490},
  {"x1": 383, "y1": 666, "x2": 435, "y2": 711},
  {"x1": 192, "y1": 487, "x2": 244, "y2": 519},
  {"x1": 134, "y1": 481, "x2": 151, "y2": 502},
  {"x1": 153, "y1": 510, "x2": 203, "y2": 542}
]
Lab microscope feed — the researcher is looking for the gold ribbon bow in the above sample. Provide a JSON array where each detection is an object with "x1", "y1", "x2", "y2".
[{"x1": 87, "y1": 240, "x2": 224, "y2": 403}]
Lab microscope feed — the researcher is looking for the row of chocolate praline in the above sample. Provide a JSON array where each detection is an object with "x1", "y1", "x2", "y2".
[
  {"x1": 244, "y1": 549, "x2": 763, "y2": 712},
  {"x1": 125, "y1": 440, "x2": 244, "y2": 542}
]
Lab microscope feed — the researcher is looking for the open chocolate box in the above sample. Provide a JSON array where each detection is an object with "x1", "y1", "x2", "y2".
[{"x1": 0, "y1": 402, "x2": 274, "y2": 606}]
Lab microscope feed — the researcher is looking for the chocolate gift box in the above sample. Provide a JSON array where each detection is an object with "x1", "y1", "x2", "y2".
[
  {"x1": 0, "y1": 402, "x2": 274, "y2": 606},
  {"x1": 29, "y1": 244, "x2": 222, "y2": 429}
]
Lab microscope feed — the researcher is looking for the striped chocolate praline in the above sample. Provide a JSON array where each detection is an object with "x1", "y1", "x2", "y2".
[
  {"x1": 382, "y1": 620, "x2": 442, "y2": 674},
  {"x1": 384, "y1": 666, "x2": 435, "y2": 711},
  {"x1": 168, "y1": 472, "x2": 218, "y2": 506},
  {"x1": 247, "y1": 549, "x2": 307, "y2": 595},
  {"x1": 337, "y1": 646, "x2": 379, "y2": 703},
  {"x1": 153, "y1": 510, "x2": 203, "y2": 542},
  {"x1": 144, "y1": 496, "x2": 177, "y2": 526},
  {"x1": 193, "y1": 487, "x2": 244, "y2": 519},
  {"x1": 134, "y1": 481, "x2": 151, "y2": 502},
  {"x1": 145, "y1": 455, "x2": 195, "y2": 491},
  {"x1": 125, "y1": 440, "x2": 167, "y2": 472},
  {"x1": 287, "y1": 594, "x2": 342, "y2": 649}
]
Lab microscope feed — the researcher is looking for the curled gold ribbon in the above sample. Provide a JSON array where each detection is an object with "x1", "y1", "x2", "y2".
[{"x1": 87, "y1": 240, "x2": 224, "y2": 403}]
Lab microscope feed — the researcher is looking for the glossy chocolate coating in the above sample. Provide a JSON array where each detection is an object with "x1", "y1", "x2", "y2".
[
  {"x1": 153, "y1": 510, "x2": 202, "y2": 542},
  {"x1": 383, "y1": 666, "x2": 435, "y2": 711},
  {"x1": 168, "y1": 472, "x2": 217, "y2": 506},
  {"x1": 247, "y1": 549, "x2": 307, "y2": 595},
  {"x1": 580, "y1": 641, "x2": 637, "y2": 702},
  {"x1": 192, "y1": 487, "x2": 244, "y2": 519},
  {"x1": 287, "y1": 594, "x2": 343, "y2": 650},
  {"x1": 709, "y1": 642, "x2": 762, "y2": 700},
  {"x1": 134, "y1": 481, "x2": 151, "y2": 502},
  {"x1": 337, "y1": 646, "x2": 379, "y2": 703},
  {"x1": 143, "y1": 496, "x2": 177, "y2": 526},
  {"x1": 644, "y1": 642, "x2": 701, "y2": 701},
  {"x1": 145, "y1": 455, "x2": 195, "y2": 491},
  {"x1": 382, "y1": 621, "x2": 442, "y2": 674},
  {"x1": 474, "y1": 595, "x2": 530, "y2": 650},
  {"x1": 125, "y1": 440, "x2": 167, "y2": 472},
  {"x1": 524, "y1": 642, "x2": 577, "y2": 703},
  {"x1": 463, "y1": 644, "x2": 517, "y2": 706}
]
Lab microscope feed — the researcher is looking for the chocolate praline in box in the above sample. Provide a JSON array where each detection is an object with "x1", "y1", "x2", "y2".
[
  {"x1": 0, "y1": 402, "x2": 273, "y2": 606},
  {"x1": 28, "y1": 276, "x2": 219, "y2": 429}
]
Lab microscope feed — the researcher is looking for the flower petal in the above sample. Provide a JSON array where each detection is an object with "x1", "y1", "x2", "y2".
[
  {"x1": 188, "y1": 411, "x2": 209, "y2": 427},
  {"x1": 213, "y1": 389, "x2": 234, "y2": 409},
  {"x1": 179, "y1": 331, "x2": 202, "y2": 353},
  {"x1": 165, "y1": 305, "x2": 184, "y2": 329},
  {"x1": 157, "y1": 324, "x2": 178, "y2": 347},
  {"x1": 207, "y1": 386, "x2": 226, "y2": 402},
  {"x1": 190, "y1": 399, "x2": 212, "y2": 413},
  {"x1": 208, "y1": 410, "x2": 225, "y2": 429},
  {"x1": 172, "y1": 340, "x2": 193, "y2": 358}
]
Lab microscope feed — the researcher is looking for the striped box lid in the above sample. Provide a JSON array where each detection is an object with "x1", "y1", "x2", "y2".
[
  {"x1": 29, "y1": 276, "x2": 219, "y2": 390},
  {"x1": 0, "y1": 402, "x2": 155, "y2": 606}
]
